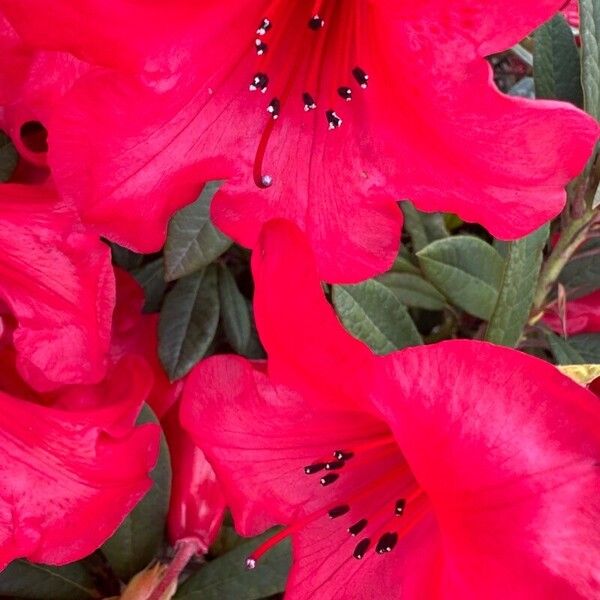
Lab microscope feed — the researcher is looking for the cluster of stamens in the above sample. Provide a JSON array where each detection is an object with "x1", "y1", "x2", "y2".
[
  {"x1": 303, "y1": 448, "x2": 406, "y2": 560},
  {"x1": 249, "y1": 14, "x2": 369, "y2": 130}
]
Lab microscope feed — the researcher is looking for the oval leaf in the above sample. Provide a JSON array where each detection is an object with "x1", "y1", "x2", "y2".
[
  {"x1": 332, "y1": 280, "x2": 423, "y2": 354},
  {"x1": 417, "y1": 236, "x2": 504, "y2": 320},
  {"x1": 376, "y1": 272, "x2": 447, "y2": 311},
  {"x1": 580, "y1": 0, "x2": 600, "y2": 119},
  {"x1": 164, "y1": 181, "x2": 232, "y2": 281},
  {"x1": 174, "y1": 531, "x2": 291, "y2": 600},
  {"x1": 159, "y1": 265, "x2": 220, "y2": 380},
  {"x1": 132, "y1": 258, "x2": 168, "y2": 313},
  {"x1": 547, "y1": 331, "x2": 586, "y2": 365},
  {"x1": 102, "y1": 405, "x2": 171, "y2": 582},
  {"x1": 218, "y1": 264, "x2": 251, "y2": 354}
]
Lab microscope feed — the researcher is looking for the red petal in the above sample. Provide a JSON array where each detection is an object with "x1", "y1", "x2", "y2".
[
  {"x1": 0, "y1": 183, "x2": 114, "y2": 390},
  {"x1": 544, "y1": 290, "x2": 600, "y2": 335},
  {"x1": 371, "y1": 341, "x2": 600, "y2": 598}
]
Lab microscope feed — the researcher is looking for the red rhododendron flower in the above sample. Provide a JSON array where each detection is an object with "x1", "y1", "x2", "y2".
[
  {"x1": 562, "y1": 0, "x2": 579, "y2": 27},
  {"x1": 1, "y1": 2, "x2": 597, "y2": 281},
  {"x1": 181, "y1": 221, "x2": 600, "y2": 598},
  {"x1": 0, "y1": 182, "x2": 114, "y2": 391},
  {"x1": 0, "y1": 354, "x2": 159, "y2": 569},
  {"x1": 544, "y1": 289, "x2": 600, "y2": 335}
]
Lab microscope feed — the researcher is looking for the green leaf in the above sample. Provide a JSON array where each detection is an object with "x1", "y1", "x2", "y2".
[
  {"x1": 558, "y1": 238, "x2": 600, "y2": 298},
  {"x1": 0, "y1": 131, "x2": 18, "y2": 183},
  {"x1": 332, "y1": 280, "x2": 423, "y2": 354},
  {"x1": 164, "y1": 181, "x2": 232, "y2": 281},
  {"x1": 376, "y1": 272, "x2": 447, "y2": 311},
  {"x1": 131, "y1": 258, "x2": 168, "y2": 313},
  {"x1": 0, "y1": 561, "x2": 100, "y2": 600},
  {"x1": 417, "y1": 236, "x2": 505, "y2": 320},
  {"x1": 159, "y1": 265, "x2": 220, "y2": 379},
  {"x1": 581, "y1": 0, "x2": 600, "y2": 119},
  {"x1": 175, "y1": 531, "x2": 291, "y2": 600},
  {"x1": 547, "y1": 332, "x2": 586, "y2": 364},
  {"x1": 102, "y1": 405, "x2": 171, "y2": 582},
  {"x1": 485, "y1": 225, "x2": 549, "y2": 347},
  {"x1": 534, "y1": 14, "x2": 583, "y2": 106},
  {"x1": 110, "y1": 243, "x2": 144, "y2": 271},
  {"x1": 400, "y1": 202, "x2": 428, "y2": 252},
  {"x1": 218, "y1": 264, "x2": 251, "y2": 354},
  {"x1": 569, "y1": 333, "x2": 600, "y2": 363}
]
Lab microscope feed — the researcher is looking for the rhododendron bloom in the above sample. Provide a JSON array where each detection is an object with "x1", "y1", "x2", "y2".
[
  {"x1": 0, "y1": 354, "x2": 159, "y2": 569},
  {"x1": 0, "y1": 182, "x2": 114, "y2": 390},
  {"x1": 2, "y1": 2, "x2": 598, "y2": 281},
  {"x1": 181, "y1": 221, "x2": 600, "y2": 598},
  {"x1": 562, "y1": 0, "x2": 579, "y2": 27},
  {"x1": 544, "y1": 289, "x2": 600, "y2": 335}
]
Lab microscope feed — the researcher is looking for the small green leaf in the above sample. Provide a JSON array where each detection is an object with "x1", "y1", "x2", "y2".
[
  {"x1": 534, "y1": 14, "x2": 583, "y2": 106},
  {"x1": 159, "y1": 265, "x2": 220, "y2": 380},
  {"x1": 547, "y1": 332, "x2": 586, "y2": 364},
  {"x1": 0, "y1": 561, "x2": 100, "y2": 599},
  {"x1": 0, "y1": 131, "x2": 18, "y2": 183},
  {"x1": 376, "y1": 272, "x2": 447, "y2": 311},
  {"x1": 110, "y1": 243, "x2": 144, "y2": 271},
  {"x1": 569, "y1": 333, "x2": 600, "y2": 363},
  {"x1": 332, "y1": 280, "x2": 423, "y2": 354},
  {"x1": 164, "y1": 181, "x2": 232, "y2": 281},
  {"x1": 132, "y1": 258, "x2": 168, "y2": 313},
  {"x1": 417, "y1": 236, "x2": 505, "y2": 320},
  {"x1": 580, "y1": 0, "x2": 600, "y2": 119},
  {"x1": 485, "y1": 225, "x2": 549, "y2": 347},
  {"x1": 102, "y1": 405, "x2": 171, "y2": 582},
  {"x1": 558, "y1": 237, "x2": 600, "y2": 298},
  {"x1": 218, "y1": 264, "x2": 251, "y2": 354},
  {"x1": 400, "y1": 202, "x2": 428, "y2": 251},
  {"x1": 175, "y1": 530, "x2": 291, "y2": 600}
]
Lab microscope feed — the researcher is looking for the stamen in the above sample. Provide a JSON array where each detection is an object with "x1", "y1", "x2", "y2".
[
  {"x1": 337, "y1": 87, "x2": 352, "y2": 102},
  {"x1": 267, "y1": 98, "x2": 281, "y2": 119},
  {"x1": 376, "y1": 532, "x2": 398, "y2": 554},
  {"x1": 303, "y1": 92, "x2": 317, "y2": 111},
  {"x1": 348, "y1": 518, "x2": 368, "y2": 536},
  {"x1": 353, "y1": 538, "x2": 370, "y2": 560},
  {"x1": 320, "y1": 473, "x2": 339, "y2": 486},
  {"x1": 304, "y1": 462, "x2": 326, "y2": 475},
  {"x1": 325, "y1": 460, "x2": 345, "y2": 470},
  {"x1": 308, "y1": 15, "x2": 325, "y2": 29},
  {"x1": 352, "y1": 67, "x2": 369, "y2": 89},
  {"x1": 255, "y1": 39, "x2": 268, "y2": 55},
  {"x1": 326, "y1": 110, "x2": 343, "y2": 130},
  {"x1": 328, "y1": 505, "x2": 350, "y2": 519},
  {"x1": 333, "y1": 450, "x2": 354, "y2": 461},
  {"x1": 395, "y1": 499, "x2": 406, "y2": 516},
  {"x1": 257, "y1": 18, "x2": 272, "y2": 36},
  {"x1": 249, "y1": 72, "x2": 269, "y2": 93}
]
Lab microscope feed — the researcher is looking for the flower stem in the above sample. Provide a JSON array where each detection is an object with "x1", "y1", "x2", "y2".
[
  {"x1": 146, "y1": 538, "x2": 201, "y2": 600},
  {"x1": 531, "y1": 206, "x2": 597, "y2": 316}
]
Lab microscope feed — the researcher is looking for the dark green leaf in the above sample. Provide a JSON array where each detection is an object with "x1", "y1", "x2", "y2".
[
  {"x1": 164, "y1": 181, "x2": 232, "y2": 281},
  {"x1": 534, "y1": 14, "x2": 583, "y2": 106},
  {"x1": 332, "y1": 280, "x2": 423, "y2": 353},
  {"x1": 0, "y1": 561, "x2": 99, "y2": 600},
  {"x1": 485, "y1": 225, "x2": 549, "y2": 347},
  {"x1": 109, "y1": 243, "x2": 144, "y2": 271},
  {"x1": 159, "y1": 265, "x2": 220, "y2": 379},
  {"x1": 580, "y1": 0, "x2": 600, "y2": 118},
  {"x1": 218, "y1": 264, "x2": 251, "y2": 354},
  {"x1": 417, "y1": 236, "x2": 504, "y2": 320},
  {"x1": 132, "y1": 258, "x2": 168, "y2": 313},
  {"x1": 569, "y1": 333, "x2": 600, "y2": 362},
  {"x1": 376, "y1": 272, "x2": 447, "y2": 311},
  {"x1": 547, "y1": 332, "x2": 586, "y2": 364},
  {"x1": 558, "y1": 238, "x2": 600, "y2": 298},
  {"x1": 0, "y1": 131, "x2": 18, "y2": 183},
  {"x1": 400, "y1": 202, "x2": 428, "y2": 251},
  {"x1": 102, "y1": 405, "x2": 171, "y2": 582},
  {"x1": 175, "y1": 531, "x2": 290, "y2": 600}
]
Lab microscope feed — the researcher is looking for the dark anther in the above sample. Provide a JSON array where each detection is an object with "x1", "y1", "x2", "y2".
[
  {"x1": 328, "y1": 505, "x2": 350, "y2": 519},
  {"x1": 353, "y1": 538, "x2": 370, "y2": 560},
  {"x1": 325, "y1": 460, "x2": 345, "y2": 471},
  {"x1": 348, "y1": 519, "x2": 368, "y2": 536},
  {"x1": 303, "y1": 92, "x2": 317, "y2": 111},
  {"x1": 257, "y1": 18, "x2": 272, "y2": 36},
  {"x1": 326, "y1": 110, "x2": 343, "y2": 130},
  {"x1": 304, "y1": 462, "x2": 326, "y2": 475},
  {"x1": 255, "y1": 39, "x2": 268, "y2": 55},
  {"x1": 337, "y1": 87, "x2": 352, "y2": 101},
  {"x1": 267, "y1": 98, "x2": 281, "y2": 119},
  {"x1": 352, "y1": 67, "x2": 369, "y2": 89},
  {"x1": 395, "y1": 499, "x2": 406, "y2": 516},
  {"x1": 320, "y1": 473, "x2": 339, "y2": 486},
  {"x1": 333, "y1": 450, "x2": 354, "y2": 461},
  {"x1": 249, "y1": 72, "x2": 269, "y2": 93},
  {"x1": 376, "y1": 532, "x2": 399, "y2": 554},
  {"x1": 308, "y1": 15, "x2": 325, "y2": 29}
]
